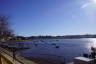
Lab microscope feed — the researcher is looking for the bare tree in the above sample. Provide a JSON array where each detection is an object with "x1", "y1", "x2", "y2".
[{"x1": 0, "y1": 15, "x2": 13, "y2": 42}]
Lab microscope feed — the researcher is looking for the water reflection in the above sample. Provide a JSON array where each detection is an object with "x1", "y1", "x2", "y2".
[{"x1": 88, "y1": 38, "x2": 96, "y2": 47}]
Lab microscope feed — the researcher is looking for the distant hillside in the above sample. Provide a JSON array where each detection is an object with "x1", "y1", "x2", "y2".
[{"x1": 28, "y1": 34, "x2": 96, "y2": 39}]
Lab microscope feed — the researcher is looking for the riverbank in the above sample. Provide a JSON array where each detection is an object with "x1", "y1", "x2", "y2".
[
  {"x1": 28, "y1": 58, "x2": 65, "y2": 64},
  {"x1": 7, "y1": 40, "x2": 31, "y2": 42}
]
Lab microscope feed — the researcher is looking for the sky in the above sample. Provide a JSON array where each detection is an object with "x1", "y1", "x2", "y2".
[{"x1": 0, "y1": 0, "x2": 96, "y2": 36}]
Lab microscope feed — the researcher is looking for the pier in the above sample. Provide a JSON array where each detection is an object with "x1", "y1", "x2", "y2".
[{"x1": 0, "y1": 46, "x2": 37, "y2": 64}]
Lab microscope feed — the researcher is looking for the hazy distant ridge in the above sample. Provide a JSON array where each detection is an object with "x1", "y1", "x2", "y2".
[{"x1": 28, "y1": 34, "x2": 96, "y2": 39}]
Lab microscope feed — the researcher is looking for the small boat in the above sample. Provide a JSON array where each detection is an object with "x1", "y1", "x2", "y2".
[
  {"x1": 34, "y1": 44, "x2": 38, "y2": 46},
  {"x1": 55, "y1": 46, "x2": 60, "y2": 48},
  {"x1": 52, "y1": 43, "x2": 56, "y2": 45}
]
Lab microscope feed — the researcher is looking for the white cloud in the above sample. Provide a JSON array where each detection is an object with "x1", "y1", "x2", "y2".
[
  {"x1": 80, "y1": 0, "x2": 96, "y2": 23},
  {"x1": 81, "y1": 0, "x2": 96, "y2": 9},
  {"x1": 81, "y1": 3, "x2": 90, "y2": 8}
]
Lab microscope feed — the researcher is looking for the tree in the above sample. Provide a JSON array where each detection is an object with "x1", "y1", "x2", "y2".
[{"x1": 0, "y1": 15, "x2": 13, "y2": 42}]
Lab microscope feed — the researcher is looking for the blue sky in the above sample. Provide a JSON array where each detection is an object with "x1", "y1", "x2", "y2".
[{"x1": 0, "y1": 0, "x2": 96, "y2": 36}]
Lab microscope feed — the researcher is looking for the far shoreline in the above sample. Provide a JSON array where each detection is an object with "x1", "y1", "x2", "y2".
[{"x1": 7, "y1": 37, "x2": 96, "y2": 43}]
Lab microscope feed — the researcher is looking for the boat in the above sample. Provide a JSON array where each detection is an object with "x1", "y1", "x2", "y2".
[{"x1": 74, "y1": 47, "x2": 96, "y2": 64}]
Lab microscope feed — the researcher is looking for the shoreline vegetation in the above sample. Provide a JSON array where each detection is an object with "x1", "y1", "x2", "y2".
[
  {"x1": 28, "y1": 34, "x2": 96, "y2": 39},
  {"x1": 8, "y1": 34, "x2": 96, "y2": 42}
]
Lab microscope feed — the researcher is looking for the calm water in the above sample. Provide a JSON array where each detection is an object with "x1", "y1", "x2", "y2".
[{"x1": 8, "y1": 38, "x2": 96, "y2": 62}]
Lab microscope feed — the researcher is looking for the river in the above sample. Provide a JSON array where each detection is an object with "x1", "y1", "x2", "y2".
[{"x1": 8, "y1": 38, "x2": 96, "y2": 62}]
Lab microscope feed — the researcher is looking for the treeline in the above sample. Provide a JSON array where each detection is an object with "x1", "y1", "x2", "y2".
[
  {"x1": 27, "y1": 34, "x2": 96, "y2": 39},
  {"x1": 9, "y1": 34, "x2": 96, "y2": 41}
]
